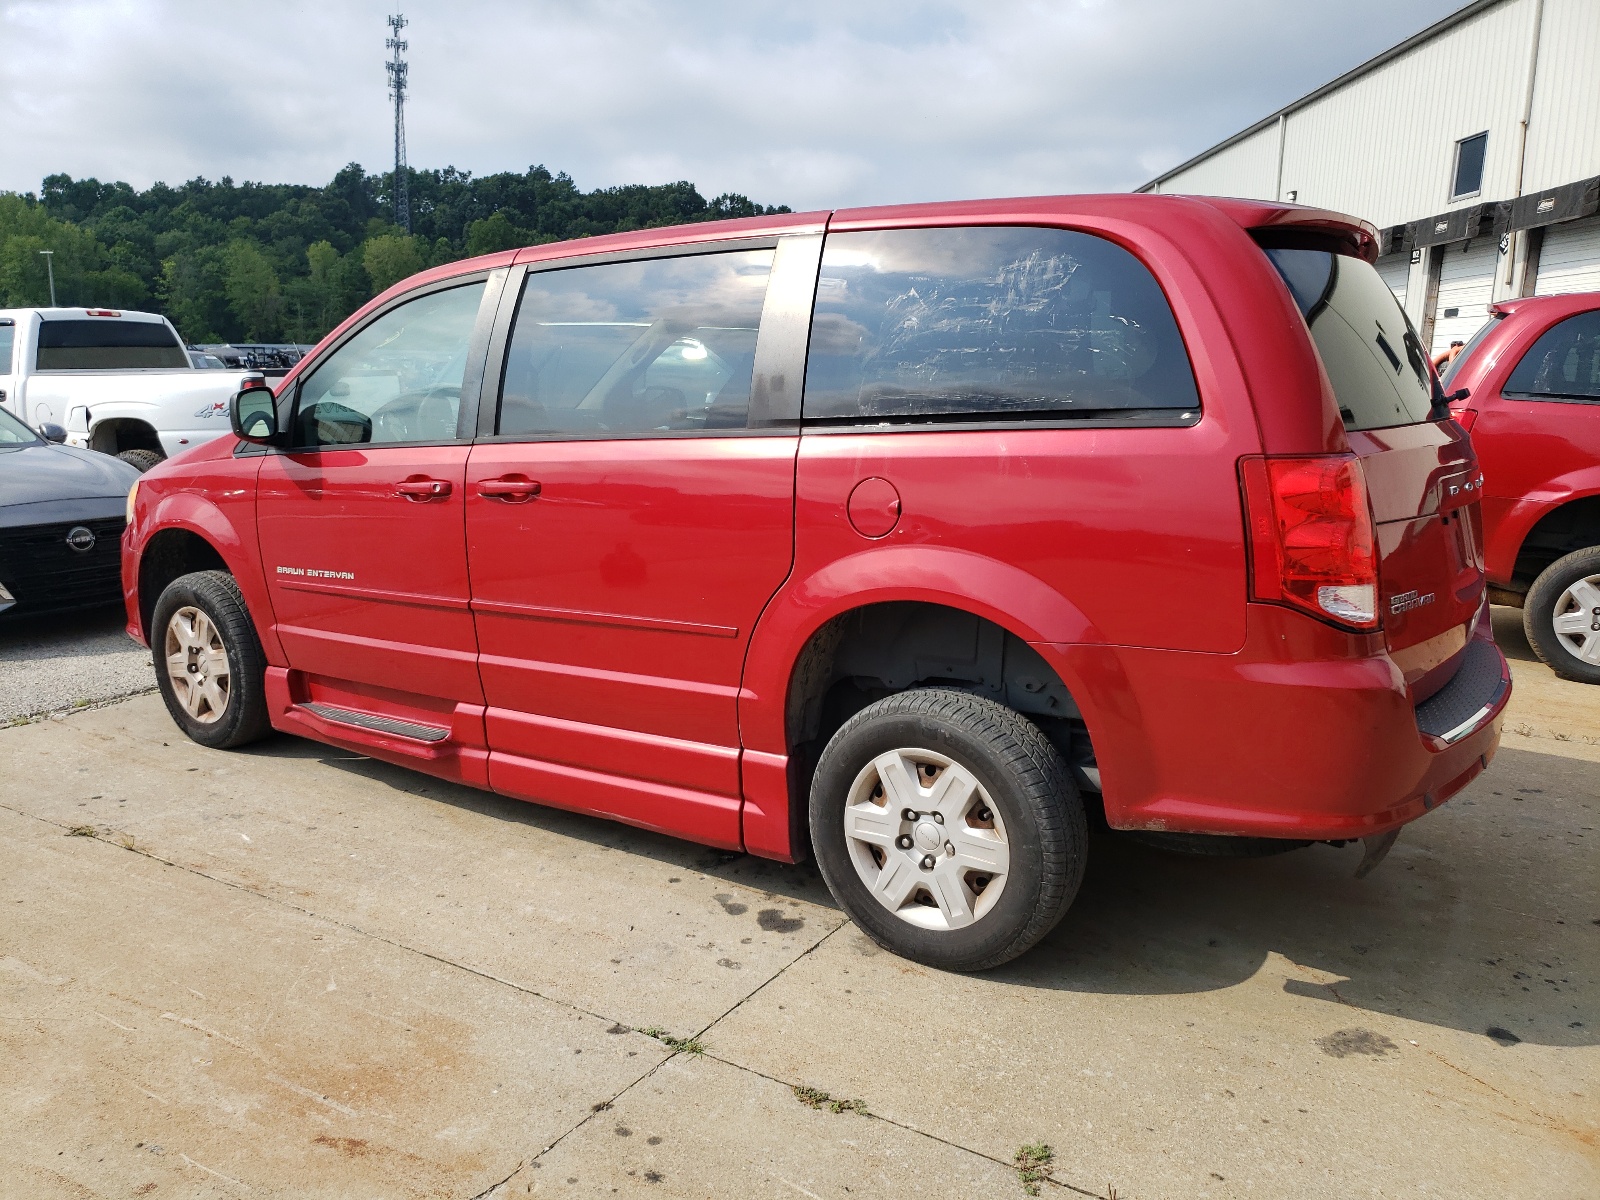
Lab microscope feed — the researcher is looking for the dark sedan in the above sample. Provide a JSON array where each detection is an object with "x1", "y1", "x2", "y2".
[{"x1": 0, "y1": 409, "x2": 139, "y2": 617}]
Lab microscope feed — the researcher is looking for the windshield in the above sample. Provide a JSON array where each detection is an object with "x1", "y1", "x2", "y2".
[
  {"x1": 1440, "y1": 314, "x2": 1502, "y2": 390},
  {"x1": 1266, "y1": 248, "x2": 1440, "y2": 431},
  {"x1": 0, "y1": 406, "x2": 42, "y2": 446},
  {"x1": 36, "y1": 319, "x2": 189, "y2": 370}
]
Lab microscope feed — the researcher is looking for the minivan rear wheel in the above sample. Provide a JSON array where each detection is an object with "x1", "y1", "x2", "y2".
[
  {"x1": 1523, "y1": 546, "x2": 1600, "y2": 685},
  {"x1": 809, "y1": 689, "x2": 1086, "y2": 971},
  {"x1": 152, "y1": 570, "x2": 271, "y2": 748}
]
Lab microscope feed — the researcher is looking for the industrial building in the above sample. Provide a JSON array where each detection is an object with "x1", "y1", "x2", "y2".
[{"x1": 1139, "y1": 0, "x2": 1600, "y2": 354}]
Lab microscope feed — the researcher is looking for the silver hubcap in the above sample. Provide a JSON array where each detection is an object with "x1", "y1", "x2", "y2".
[
  {"x1": 1551, "y1": 574, "x2": 1600, "y2": 666},
  {"x1": 164, "y1": 607, "x2": 231, "y2": 724},
  {"x1": 842, "y1": 748, "x2": 1010, "y2": 931}
]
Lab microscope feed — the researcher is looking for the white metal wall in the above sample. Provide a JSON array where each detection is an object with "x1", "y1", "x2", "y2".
[
  {"x1": 1535, "y1": 215, "x2": 1600, "y2": 294},
  {"x1": 1521, "y1": 0, "x2": 1600, "y2": 193},
  {"x1": 1432, "y1": 240, "x2": 1500, "y2": 353},
  {"x1": 1276, "y1": 0, "x2": 1536, "y2": 228},
  {"x1": 1145, "y1": 0, "x2": 1600, "y2": 226},
  {"x1": 1147, "y1": 124, "x2": 1279, "y2": 200}
]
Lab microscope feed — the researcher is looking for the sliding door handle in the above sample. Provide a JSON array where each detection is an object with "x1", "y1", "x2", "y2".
[{"x1": 477, "y1": 477, "x2": 541, "y2": 502}]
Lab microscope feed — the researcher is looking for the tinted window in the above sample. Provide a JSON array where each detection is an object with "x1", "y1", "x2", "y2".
[
  {"x1": 803, "y1": 227, "x2": 1198, "y2": 423},
  {"x1": 1453, "y1": 132, "x2": 1487, "y2": 199},
  {"x1": 1440, "y1": 313, "x2": 1502, "y2": 390},
  {"x1": 35, "y1": 319, "x2": 188, "y2": 370},
  {"x1": 498, "y1": 249, "x2": 773, "y2": 438},
  {"x1": 1503, "y1": 310, "x2": 1600, "y2": 401},
  {"x1": 0, "y1": 322, "x2": 13, "y2": 375},
  {"x1": 1267, "y1": 248, "x2": 1438, "y2": 431},
  {"x1": 293, "y1": 282, "x2": 487, "y2": 448}
]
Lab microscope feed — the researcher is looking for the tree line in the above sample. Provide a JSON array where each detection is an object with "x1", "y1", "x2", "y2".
[{"x1": 0, "y1": 165, "x2": 789, "y2": 345}]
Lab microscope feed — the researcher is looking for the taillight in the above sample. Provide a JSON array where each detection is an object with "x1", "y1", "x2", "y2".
[
  {"x1": 1240, "y1": 454, "x2": 1379, "y2": 631},
  {"x1": 1452, "y1": 408, "x2": 1478, "y2": 432}
]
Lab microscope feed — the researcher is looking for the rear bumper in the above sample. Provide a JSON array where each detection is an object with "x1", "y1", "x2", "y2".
[{"x1": 1042, "y1": 604, "x2": 1510, "y2": 841}]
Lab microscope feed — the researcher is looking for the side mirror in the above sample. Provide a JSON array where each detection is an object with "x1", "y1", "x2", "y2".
[
  {"x1": 37, "y1": 422, "x2": 68, "y2": 443},
  {"x1": 231, "y1": 384, "x2": 279, "y2": 444}
]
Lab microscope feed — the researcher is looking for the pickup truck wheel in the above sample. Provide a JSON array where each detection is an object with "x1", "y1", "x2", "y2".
[
  {"x1": 117, "y1": 449, "x2": 165, "y2": 473},
  {"x1": 152, "y1": 571, "x2": 271, "y2": 748},
  {"x1": 809, "y1": 688, "x2": 1086, "y2": 972},
  {"x1": 1524, "y1": 547, "x2": 1600, "y2": 685}
]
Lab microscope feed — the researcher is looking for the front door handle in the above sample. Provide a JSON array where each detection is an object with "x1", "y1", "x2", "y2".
[
  {"x1": 477, "y1": 476, "x2": 541, "y2": 502},
  {"x1": 397, "y1": 477, "x2": 453, "y2": 501}
]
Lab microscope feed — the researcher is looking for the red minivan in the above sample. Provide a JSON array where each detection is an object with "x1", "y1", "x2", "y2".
[
  {"x1": 121, "y1": 195, "x2": 1509, "y2": 970},
  {"x1": 1441, "y1": 293, "x2": 1600, "y2": 683}
]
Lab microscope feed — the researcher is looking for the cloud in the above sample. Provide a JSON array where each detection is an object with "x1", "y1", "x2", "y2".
[{"x1": 0, "y1": 0, "x2": 1463, "y2": 208}]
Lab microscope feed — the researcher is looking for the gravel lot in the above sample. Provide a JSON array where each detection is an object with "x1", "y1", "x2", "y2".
[{"x1": 0, "y1": 605, "x2": 154, "y2": 723}]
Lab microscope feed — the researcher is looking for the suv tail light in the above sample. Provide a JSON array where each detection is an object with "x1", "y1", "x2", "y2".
[
  {"x1": 1452, "y1": 407, "x2": 1478, "y2": 433},
  {"x1": 1240, "y1": 455, "x2": 1379, "y2": 630}
]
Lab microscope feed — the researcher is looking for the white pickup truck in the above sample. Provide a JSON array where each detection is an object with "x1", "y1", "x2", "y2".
[{"x1": 0, "y1": 307, "x2": 260, "y2": 472}]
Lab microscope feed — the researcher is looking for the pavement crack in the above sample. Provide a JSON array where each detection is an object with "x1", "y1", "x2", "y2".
[{"x1": 466, "y1": 1159, "x2": 525, "y2": 1200}]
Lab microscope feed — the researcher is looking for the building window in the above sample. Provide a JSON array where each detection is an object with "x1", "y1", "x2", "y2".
[{"x1": 1451, "y1": 132, "x2": 1488, "y2": 200}]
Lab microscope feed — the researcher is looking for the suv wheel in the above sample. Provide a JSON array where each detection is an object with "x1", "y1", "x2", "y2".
[
  {"x1": 117, "y1": 448, "x2": 165, "y2": 473},
  {"x1": 152, "y1": 570, "x2": 271, "y2": 748},
  {"x1": 1523, "y1": 546, "x2": 1600, "y2": 685},
  {"x1": 809, "y1": 689, "x2": 1087, "y2": 971}
]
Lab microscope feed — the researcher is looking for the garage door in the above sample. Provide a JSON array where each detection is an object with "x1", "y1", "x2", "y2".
[
  {"x1": 1432, "y1": 239, "x2": 1499, "y2": 355},
  {"x1": 1376, "y1": 256, "x2": 1409, "y2": 308},
  {"x1": 1535, "y1": 214, "x2": 1600, "y2": 295}
]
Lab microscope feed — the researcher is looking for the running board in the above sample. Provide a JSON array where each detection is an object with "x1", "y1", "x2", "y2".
[{"x1": 299, "y1": 702, "x2": 450, "y2": 743}]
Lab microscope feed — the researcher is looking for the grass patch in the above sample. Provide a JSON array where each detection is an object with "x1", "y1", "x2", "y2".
[
  {"x1": 791, "y1": 1084, "x2": 869, "y2": 1115},
  {"x1": 1014, "y1": 1142, "x2": 1054, "y2": 1195},
  {"x1": 66, "y1": 825, "x2": 98, "y2": 837},
  {"x1": 637, "y1": 1026, "x2": 705, "y2": 1055}
]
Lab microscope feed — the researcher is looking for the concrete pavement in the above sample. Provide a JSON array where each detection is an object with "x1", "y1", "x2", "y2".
[{"x1": 0, "y1": 613, "x2": 1595, "y2": 1198}]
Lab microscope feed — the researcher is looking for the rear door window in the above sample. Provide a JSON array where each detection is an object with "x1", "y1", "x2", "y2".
[
  {"x1": 496, "y1": 249, "x2": 774, "y2": 438},
  {"x1": 1266, "y1": 248, "x2": 1438, "y2": 431},
  {"x1": 803, "y1": 226, "x2": 1199, "y2": 424},
  {"x1": 1503, "y1": 309, "x2": 1600, "y2": 401},
  {"x1": 35, "y1": 319, "x2": 189, "y2": 370}
]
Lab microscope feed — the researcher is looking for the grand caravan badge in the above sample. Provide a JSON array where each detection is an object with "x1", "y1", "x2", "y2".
[{"x1": 1390, "y1": 590, "x2": 1435, "y2": 615}]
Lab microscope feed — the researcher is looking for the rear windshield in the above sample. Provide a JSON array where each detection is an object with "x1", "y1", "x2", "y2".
[
  {"x1": 1266, "y1": 248, "x2": 1438, "y2": 431},
  {"x1": 35, "y1": 319, "x2": 189, "y2": 370},
  {"x1": 1440, "y1": 313, "x2": 1502, "y2": 390}
]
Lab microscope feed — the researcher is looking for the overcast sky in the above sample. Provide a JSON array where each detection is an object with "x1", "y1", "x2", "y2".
[{"x1": 1, "y1": 0, "x2": 1466, "y2": 209}]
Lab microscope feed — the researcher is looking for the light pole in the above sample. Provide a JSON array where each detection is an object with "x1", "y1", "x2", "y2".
[{"x1": 38, "y1": 250, "x2": 56, "y2": 307}]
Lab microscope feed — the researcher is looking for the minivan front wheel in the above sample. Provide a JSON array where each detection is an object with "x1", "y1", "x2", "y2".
[
  {"x1": 810, "y1": 689, "x2": 1086, "y2": 971},
  {"x1": 152, "y1": 570, "x2": 271, "y2": 748},
  {"x1": 1524, "y1": 546, "x2": 1600, "y2": 685}
]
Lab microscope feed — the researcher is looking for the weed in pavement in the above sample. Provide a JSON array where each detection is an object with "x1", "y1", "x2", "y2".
[{"x1": 1014, "y1": 1142, "x2": 1054, "y2": 1195}]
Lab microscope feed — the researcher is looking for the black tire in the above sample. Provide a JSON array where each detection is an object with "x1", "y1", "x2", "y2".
[
  {"x1": 117, "y1": 448, "x2": 165, "y2": 473},
  {"x1": 151, "y1": 570, "x2": 270, "y2": 749},
  {"x1": 1523, "y1": 546, "x2": 1600, "y2": 685},
  {"x1": 809, "y1": 689, "x2": 1087, "y2": 972}
]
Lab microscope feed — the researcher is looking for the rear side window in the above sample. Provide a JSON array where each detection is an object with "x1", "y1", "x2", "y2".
[
  {"x1": 0, "y1": 322, "x2": 13, "y2": 375},
  {"x1": 1266, "y1": 248, "x2": 1437, "y2": 431},
  {"x1": 35, "y1": 319, "x2": 189, "y2": 370},
  {"x1": 803, "y1": 226, "x2": 1199, "y2": 423},
  {"x1": 1503, "y1": 309, "x2": 1600, "y2": 401},
  {"x1": 497, "y1": 249, "x2": 774, "y2": 438}
]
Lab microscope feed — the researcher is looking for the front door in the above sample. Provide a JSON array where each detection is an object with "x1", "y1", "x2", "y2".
[
  {"x1": 256, "y1": 278, "x2": 492, "y2": 728},
  {"x1": 465, "y1": 243, "x2": 810, "y2": 846}
]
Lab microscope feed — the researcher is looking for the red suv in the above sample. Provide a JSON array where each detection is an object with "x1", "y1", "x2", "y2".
[
  {"x1": 1442, "y1": 293, "x2": 1600, "y2": 683},
  {"x1": 121, "y1": 196, "x2": 1508, "y2": 970}
]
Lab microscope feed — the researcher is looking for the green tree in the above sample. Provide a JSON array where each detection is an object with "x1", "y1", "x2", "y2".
[
  {"x1": 464, "y1": 211, "x2": 527, "y2": 256},
  {"x1": 363, "y1": 232, "x2": 426, "y2": 294},
  {"x1": 223, "y1": 240, "x2": 281, "y2": 340}
]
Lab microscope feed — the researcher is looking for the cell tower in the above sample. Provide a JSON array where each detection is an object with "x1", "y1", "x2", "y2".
[{"x1": 386, "y1": 13, "x2": 410, "y2": 233}]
